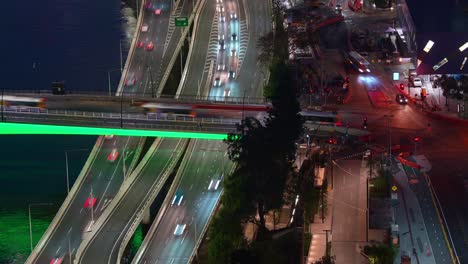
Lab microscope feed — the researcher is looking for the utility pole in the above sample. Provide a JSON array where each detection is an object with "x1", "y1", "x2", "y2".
[{"x1": 29, "y1": 203, "x2": 53, "y2": 252}]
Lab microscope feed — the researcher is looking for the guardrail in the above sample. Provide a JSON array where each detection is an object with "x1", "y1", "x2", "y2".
[
  {"x1": 132, "y1": 139, "x2": 196, "y2": 264},
  {"x1": 157, "y1": 0, "x2": 207, "y2": 96},
  {"x1": 25, "y1": 136, "x2": 104, "y2": 264},
  {"x1": 117, "y1": 138, "x2": 189, "y2": 264},
  {"x1": 3, "y1": 107, "x2": 241, "y2": 125},
  {"x1": 3, "y1": 90, "x2": 270, "y2": 104},
  {"x1": 73, "y1": 137, "x2": 153, "y2": 264}
]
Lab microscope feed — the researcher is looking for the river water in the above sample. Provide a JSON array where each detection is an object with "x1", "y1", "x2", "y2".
[{"x1": 0, "y1": 0, "x2": 134, "y2": 262}]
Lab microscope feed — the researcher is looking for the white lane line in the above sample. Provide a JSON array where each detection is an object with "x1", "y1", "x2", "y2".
[
  {"x1": 55, "y1": 246, "x2": 61, "y2": 254},
  {"x1": 80, "y1": 208, "x2": 84, "y2": 214},
  {"x1": 190, "y1": 184, "x2": 193, "y2": 190},
  {"x1": 67, "y1": 227, "x2": 73, "y2": 235},
  {"x1": 97, "y1": 171, "x2": 102, "y2": 178}
]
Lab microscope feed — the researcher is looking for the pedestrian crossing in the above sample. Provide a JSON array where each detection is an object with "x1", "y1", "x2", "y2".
[
  {"x1": 237, "y1": 19, "x2": 249, "y2": 73},
  {"x1": 163, "y1": 5, "x2": 183, "y2": 56},
  {"x1": 204, "y1": 14, "x2": 219, "y2": 73}
]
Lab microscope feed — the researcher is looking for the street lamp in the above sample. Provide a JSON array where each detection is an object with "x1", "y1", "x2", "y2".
[
  {"x1": 29, "y1": 203, "x2": 53, "y2": 252},
  {"x1": 107, "y1": 69, "x2": 121, "y2": 96},
  {"x1": 383, "y1": 114, "x2": 394, "y2": 166},
  {"x1": 65, "y1": 149, "x2": 89, "y2": 194}
]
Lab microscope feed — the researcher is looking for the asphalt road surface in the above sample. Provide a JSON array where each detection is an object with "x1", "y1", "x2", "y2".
[
  {"x1": 79, "y1": 138, "x2": 188, "y2": 264},
  {"x1": 33, "y1": 136, "x2": 140, "y2": 264},
  {"x1": 135, "y1": 139, "x2": 233, "y2": 263}
]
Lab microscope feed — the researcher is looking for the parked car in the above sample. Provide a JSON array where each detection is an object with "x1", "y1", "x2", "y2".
[{"x1": 412, "y1": 77, "x2": 423, "y2": 87}]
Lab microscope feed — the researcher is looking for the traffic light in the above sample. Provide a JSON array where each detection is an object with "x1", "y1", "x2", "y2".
[
  {"x1": 413, "y1": 136, "x2": 421, "y2": 143},
  {"x1": 399, "y1": 83, "x2": 405, "y2": 90}
]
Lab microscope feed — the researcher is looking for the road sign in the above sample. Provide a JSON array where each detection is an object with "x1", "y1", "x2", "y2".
[
  {"x1": 175, "y1": 17, "x2": 188, "y2": 27},
  {"x1": 391, "y1": 185, "x2": 397, "y2": 192}
]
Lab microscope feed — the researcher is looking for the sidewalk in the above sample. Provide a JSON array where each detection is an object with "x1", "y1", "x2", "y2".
[
  {"x1": 393, "y1": 163, "x2": 437, "y2": 264},
  {"x1": 306, "y1": 186, "x2": 333, "y2": 263}
]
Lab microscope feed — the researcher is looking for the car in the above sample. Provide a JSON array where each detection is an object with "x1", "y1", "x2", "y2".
[
  {"x1": 144, "y1": 2, "x2": 152, "y2": 10},
  {"x1": 154, "y1": 8, "x2": 162, "y2": 15},
  {"x1": 228, "y1": 69, "x2": 236, "y2": 79},
  {"x1": 146, "y1": 41, "x2": 154, "y2": 51},
  {"x1": 214, "y1": 77, "x2": 222, "y2": 87},
  {"x1": 171, "y1": 191, "x2": 184, "y2": 206},
  {"x1": 217, "y1": 64, "x2": 225, "y2": 71},
  {"x1": 50, "y1": 257, "x2": 63, "y2": 264},
  {"x1": 216, "y1": 0, "x2": 223, "y2": 3},
  {"x1": 219, "y1": 34, "x2": 224, "y2": 40},
  {"x1": 218, "y1": 39, "x2": 225, "y2": 50},
  {"x1": 220, "y1": 14, "x2": 225, "y2": 22},
  {"x1": 208, "y1": 177, "x2": 222, "y2": 190},
  {"x1": 141, "y1": 24, "x2": 149, "y2": 32},
  {"x1": 231, "y1": 33, "x2": 237, "y2": 41},
  {"x1": 83, "y1": 197, "x2": 97, "y2": 208},
  {"x1": 174, "y1": 223, "x2": 187, "y2": 236},
  {"x1": 137, "y1": 41, "x2": 145, "y2": 48},
  {"x1": 224, "y1": 88, "x2": 231, "y2": 97},
  {"x1": 217, "y1": 6, "x2": 225, "y2": 13},
  {"x1": 107, "y1": 148, "x2": 119, "y2": 162},
  {"x1": 396, "y1": 94, "x2": 408, "y2": 104},
  {"x1": 105, "y1": 135, "x2": 114, "y2": 139},
  {"x1": 230, "y1": 12, "x2": 237, "y2": 19},
  {"x1": 231, "y1": 49, "x2": 237, "y2": 57},
  {"x1": 335, "y1": 4, "x2": 342, "y2": 11},
  {"x1": 125, "y1": 73, "x2": 136, "y2": 86},
  {"x1": 412, "y1": 77, "x2": 423, "y2": 87}
]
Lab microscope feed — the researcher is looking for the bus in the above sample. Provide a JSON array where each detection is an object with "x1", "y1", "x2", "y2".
[
  {"x1": 346, "y1": 51, "x2": 371, "y2": 73},
  {"x1": 0, "y1": 95, "x2": 46, "y2": 109},
  {"x1": 301, "y1": 111, "x2": 342, "y2": 128}
]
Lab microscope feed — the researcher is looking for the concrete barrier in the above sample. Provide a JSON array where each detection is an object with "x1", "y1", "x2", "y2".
[
  {"x1": 25, "y1": 136, "x2": 104, "y2": 264},
  {"x1": 156, "y1": 0, "x2": 207, "y2": 96},
  {"x1": 116, "y1": 138, "x2": 189, "y2": 263},
  {"x1": 175, "y1": 0, "x2": 204, "y2": 99},
  {"x1": 132, "y1": 139, "x2": 196, "y2": 264}
]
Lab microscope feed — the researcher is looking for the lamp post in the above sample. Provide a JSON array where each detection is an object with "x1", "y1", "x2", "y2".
[
  {"x1": 147, "y1": 66, "x2": 155, "y2": 98},
  {"x1": 29, "y1": 203, "x2": 53, "y2": 252},
  {"x1": 383, "y1": 114, "x2": 394, "y2": 166},
  {"x1": 65, "y1": 149, "x2": 89, "y2": 194},
  {"x1": 107, "y1": 69, "x2": 121, "y2": 96}
]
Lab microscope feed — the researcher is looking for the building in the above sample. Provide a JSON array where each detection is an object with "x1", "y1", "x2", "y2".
[{"x1": 396, "y1": 0, "x2": 468, "y2": 75}]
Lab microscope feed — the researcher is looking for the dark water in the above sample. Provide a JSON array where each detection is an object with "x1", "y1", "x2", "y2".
[{"x1": 0, "y1": 0, "x2": 131, "y2": 262}]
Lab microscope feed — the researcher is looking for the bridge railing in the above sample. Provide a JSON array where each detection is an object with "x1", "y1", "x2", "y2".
[{"x1": 2, "y1": 89, "x2": 269, "y2": 105}]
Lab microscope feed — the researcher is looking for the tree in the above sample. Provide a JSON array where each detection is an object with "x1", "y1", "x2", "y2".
[
  {"x1": 257, "y1": 32, "x2": 275, "y2": 67},
  {"x1": 314, "y1": 255, "x2": 336, "y2": 264}
]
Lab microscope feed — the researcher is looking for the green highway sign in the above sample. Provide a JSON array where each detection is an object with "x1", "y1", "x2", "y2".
[{"x1": 175, "y1": 17, "x2": 188, "y2": 27}]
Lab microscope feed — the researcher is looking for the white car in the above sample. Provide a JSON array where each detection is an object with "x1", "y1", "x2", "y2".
[
  {"x1": 224, "y1": 88, "x2": 231, "y2": 97},
  {"x1": 174, "y1": 224, "x2": 186, "y2": 236},
  {"x1": 171, "y1": 192, "x2": 184, "y2": 206},
  {"x1": 230, "y1": 13, "x2": 237, "y2": 19},
  {"x1": 412, "y1": 77, "x2": 423, "y2": 87},
  {"x1": 217, "y1": 64, "x2": 225, "y2": 71},
  {"x1": 214, "y1": 77, "x2": 222, "y2": 87},
  {"x1": 231, "y1": 49, "x2": 237, "y2": 57},
  {"x1": 141, "y1": 24, "x2": 149, "y2": 32},
  {"x1": 208, "y1": 177, "x2": 222, "y2": 191}
]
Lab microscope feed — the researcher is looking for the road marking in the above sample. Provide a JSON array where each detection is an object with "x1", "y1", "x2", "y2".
[
  {"x1": 190, "y1": 184, "x2": 193, "y2": 190},
  {"x1": 80, "y1": 208, "x2": 84, "y2": 214},
  {"x1": 55, "y1": 246, "x2": 61, "y2": 254},
  {"x1": 67, "y1": 227, "x2": 73, "y2": 235}
]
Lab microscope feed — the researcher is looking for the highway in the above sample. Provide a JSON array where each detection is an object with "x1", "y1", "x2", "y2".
[
  {"x1": 30, "y1": 135, "x2": 142, "y2": 264},
  {"x1": 233, "y1": 0, "x2": 272, "y2": 99},
  {"x1": 77, "y1": 138, "x2": 188, "y2": 264},
  {"x1": 133, "y1": 0, "x2": 273, "y2": 263},
  {"x1": 134, "y1": 139, "x2": 233, "y2": 264},
  {"x1": 28, "y1": 0, "x2": 180, "y2": 262}
]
